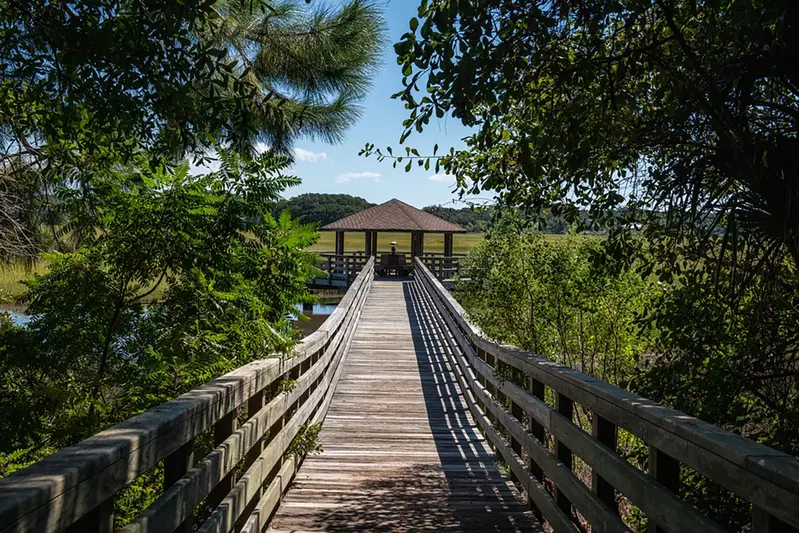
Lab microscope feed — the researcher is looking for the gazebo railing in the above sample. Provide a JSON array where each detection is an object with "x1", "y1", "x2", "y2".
[
  {"x1": 418, "y1": 254, "x2": 463, "y2": 280},
  {"x1": 314, "y1": 253, "x2": 370, "y2": 286}
]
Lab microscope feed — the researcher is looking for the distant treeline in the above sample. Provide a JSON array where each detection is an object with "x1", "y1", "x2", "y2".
[
  {"x1": 274, "y1": 193, "x2": 571, "y2": 233},
  {"x1": 273, "y1": 193, "x2": 375, "y2": 226},
  {"x1": 422, "y1": 205, "x2": 569, "y2": 233}
]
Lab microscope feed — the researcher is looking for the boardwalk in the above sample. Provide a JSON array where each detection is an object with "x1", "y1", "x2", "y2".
[
  {"x1": 5, "y1": 260, "x2": 797, "y2": 533},
  {"x1": 268, "y1": 279, "x2": 540, "y2": 532}
]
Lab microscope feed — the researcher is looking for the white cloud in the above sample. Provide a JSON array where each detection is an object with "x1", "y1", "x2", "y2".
[
  {"x1": 189, "y1": 155, "x2": 221, "y2": 175},
  {"x1": 336, "y1": 171, "x2": 381, "y2": 184},
  {"x1": 428, "y1": 173, "x2": 456, "y2": 182},
  {"x1": 254, "y1": 142, "x2": 271, "y2": 153},
  {"x1": 294, "y1": 148, "x2": 328, "y2": 163}
]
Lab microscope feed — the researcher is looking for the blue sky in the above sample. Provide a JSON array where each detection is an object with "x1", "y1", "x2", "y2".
[{"x1": 282, "y1": 1, "x2": 473, "y2": 208}]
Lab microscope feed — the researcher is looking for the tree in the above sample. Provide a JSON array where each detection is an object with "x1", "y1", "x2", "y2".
[
  {"x1": 0, "y1": 148, "x2": 320, "y2": 473},
  {"x1": 369, "y1": 0, "x2": 798, "y2": 273},
  {"x1": 273, "y1": 193, "x2": 375, "y2": 226},
  {"x1": 210, "y1": 0, "x2": 384, "y2": 152},
  {"x1": 0, "y1": 0, "x2": 384, "y2": 258}
]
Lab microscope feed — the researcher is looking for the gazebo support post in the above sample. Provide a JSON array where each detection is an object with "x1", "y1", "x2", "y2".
[
  {"x1": 371, "y1": 232, "x2": 378, "y2": 256},
  {"x1": 335, "y1": 231, "x2": 345, "y2": 256},
  {"x1": 444, "y1": 233, "x2": 453, "y2": 257},
  {"x1": 364, "y1": 231, "x2": 372, "y2": 256},
  {"x1": 411, "y1": 231, "x2": 424, "y2": 258}
]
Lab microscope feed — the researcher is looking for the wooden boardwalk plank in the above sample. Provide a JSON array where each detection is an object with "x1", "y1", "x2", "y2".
[{"x1": 268, "y1": 279, "x2": 541, "y2": 532}]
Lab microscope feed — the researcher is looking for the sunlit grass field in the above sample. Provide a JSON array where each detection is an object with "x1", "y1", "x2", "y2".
[
  {"x1": 0, "y1": 262, "x2": 47, "y2": 303},
  {"x1": 0, "y1": 232, "x2": 576, "y2": 303},
  {"x1": 0, "y1": 232, "x2": 486, "y2": 302},
  {"x1": 308, "y1": 231, "x2": 484, "y2": 254}
]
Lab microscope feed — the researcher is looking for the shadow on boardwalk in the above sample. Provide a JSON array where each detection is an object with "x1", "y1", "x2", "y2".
[{"x1": 267, "y1": 278, "x2": 538, "y2": 532}]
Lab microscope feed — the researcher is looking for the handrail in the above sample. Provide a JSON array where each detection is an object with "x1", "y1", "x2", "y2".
[
  {"x1": 418, "y1": 254, "x2": 462, "y2": 280},
  {"x1": 414, "y1": 257, "x2": 799, "y2": 532},
  {"x1": 313, "y1": 253, "x2": 370, "y2": 286},
  {"x1": 0, "y1": 257, "x2": 375, "y2": 533}
]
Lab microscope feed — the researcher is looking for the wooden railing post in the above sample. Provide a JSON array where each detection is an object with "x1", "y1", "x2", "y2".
[
  {"x1": 753, "y1": 507, "x2": 799, "y2": 533},
  {"x1": 483, "y1": 349, "x2": 498, "y2": 450},
  {"x1": 528, "y1": 377, "x2": 546, "y2": 520},
  {"x1": 164, "y1": 439, "x2": 195, "y2": 533},
  {"x1": 242, "y1": 388, "x2": 267, "y2": 518},
  {"x1": 592, "y1": 414, "x2": 618, "y2": 513},
  {"x1": 510, "y1": 398, "x2": 524, "y2": 485},
  {"x1": 65, "y1": 498, "x2": 114, "y2": 533},
  {"x1": 555, "y1": 392, "x2": 573, "y2": 517},
  {"x1": 208, "y1": 410, "x2": 238, "y2": 508},
  {"x1": 649, "y1": 446, "x2": 679, "y2": 533}
]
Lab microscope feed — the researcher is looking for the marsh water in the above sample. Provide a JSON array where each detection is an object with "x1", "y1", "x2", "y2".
[{"x1": 0, "y1": 301, "x2": 338, "y2": 336}]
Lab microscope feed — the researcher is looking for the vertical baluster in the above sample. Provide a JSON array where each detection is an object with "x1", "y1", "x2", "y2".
[
  {"x1": 242, "y1": 389, "x2": 267, "y2": 520},
  {"x1": 527, "y1": 377, "x2": 546, "y2": 521},
  {"x1": 483, "y1": 349, "x2": 497, "y2": 452},
  {"x1": 65, "y1": 497, "x2": 114, "y2": 533},
  {"x1": 648, "y1": 446, "x2": 679, "y2": 533},
  {"x1": 164, "y1": 439, "x2": 195, "y2": 533},
  {"x1": 510, "y1": 398, "x2": 524, "y2": 485},
  {"x1": 475, "y1": 346, "x2": 487, "y2": 389},
  {"x1": 592, "y1": 414, "x2": 618, "y2": 513},
  {"x1": 753, "y1": 507, "x2": 799, "y2": 533},
  {"x1": 208, "y1": 410, "x2": 238, "y2": 509},
  {"x1": 555, "y1": 393, "x2": 573, "y2": 517}
]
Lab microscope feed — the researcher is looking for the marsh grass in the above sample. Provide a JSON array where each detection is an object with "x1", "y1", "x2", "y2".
[{"x1": 308, "y1": 231, "x2": 485, "y2": 254}]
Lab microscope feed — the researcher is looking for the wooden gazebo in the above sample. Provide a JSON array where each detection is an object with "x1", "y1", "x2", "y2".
[{"x1": 321, "y1": 198, "x2": 467, "y2": 257}]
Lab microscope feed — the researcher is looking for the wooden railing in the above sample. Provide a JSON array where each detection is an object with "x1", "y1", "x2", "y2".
[
  {"x1": 418, "y1": 254, "x2": 463, "y2": 280},
  {"x1": 0, "y1": 257, "x2": 375, "y2": 533},
  {"x1": 313, "y1": 253, "x2": 370, "y2": 287},
  {"x1": 414, "y1": 258, "x2": 799, "y2": 533}
]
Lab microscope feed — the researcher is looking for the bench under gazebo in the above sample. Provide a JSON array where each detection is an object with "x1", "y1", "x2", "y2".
[{"x1": 313, "y1": 198, "x2": 466, "y2": 285}]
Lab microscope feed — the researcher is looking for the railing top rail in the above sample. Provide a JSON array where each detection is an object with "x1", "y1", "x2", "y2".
[
  {"x1": 414, "y1": 257, "x2": 799, "y2": 528},
  {"x1": 0, "y1": 257, "x2": 375, "y2": 533}
]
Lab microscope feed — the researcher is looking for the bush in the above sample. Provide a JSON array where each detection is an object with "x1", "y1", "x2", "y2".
[{"x1": 457, "y1": 219, "x2": 655, "y2": 388}]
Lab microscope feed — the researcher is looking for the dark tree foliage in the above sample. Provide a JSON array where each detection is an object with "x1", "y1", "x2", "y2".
[
  {"x1": 365, "y1": 1, "x2": 799, "y2": 527},
  {"x1": 422, "y1": 205, "x2": 492, "y2": 232},
  {"x1": 365, "y1": 0, "x2": 799, "y2": 274},
  {"x1": 422, "y1": 204, "x2": 570, "y2": 233},
  {"x1": 0, "y1": 0, "x2": 384, "y2": 258},
  {"x1": 273, "y1": 193, "x2": 375, "y2": 226}
]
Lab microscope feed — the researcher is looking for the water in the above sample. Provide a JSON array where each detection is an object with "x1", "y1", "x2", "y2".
[
  {"x1": 294, "y1": 302, "x2": 338, "y2": 316},
  {"x1": 0, "y1": 306, "x2": 30, "y2": 326},
  {"x1": 0, "y1": 303, "x2": 337, "y2": 329}
]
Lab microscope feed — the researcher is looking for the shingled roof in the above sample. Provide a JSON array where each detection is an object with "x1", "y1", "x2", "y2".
[{"x1": 321, "y1": 198, "x2": 467, "y2": 233}]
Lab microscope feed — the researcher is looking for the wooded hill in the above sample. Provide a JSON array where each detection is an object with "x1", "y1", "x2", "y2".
[{"x1": 274, "y1": 194, "x2": 569, "y2": 233}]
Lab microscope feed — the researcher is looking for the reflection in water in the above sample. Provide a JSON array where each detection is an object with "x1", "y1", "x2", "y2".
[
  {"x1": 294, "y1": 301, "x2": 338, "y2": 338},
  {"x1": 294, "y1": 302, "x2": 338, "y2": 316},
  {"x1": 1, "y1": 308, "x2": 30, "y2": 326}
]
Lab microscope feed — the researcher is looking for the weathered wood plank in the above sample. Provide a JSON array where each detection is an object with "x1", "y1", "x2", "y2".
[
  {"x1": 415, "y1": 258, "x2": 799, "y2": 529},
  {"x1": 267, "y1": 279, "x2": 541, "y2": 532},
  {"x1": 417, "y1": 273, "x2": 626, "y2": 533},
  {"x1": 0, "y1": 259, "x2": 374, "y2": 533}
]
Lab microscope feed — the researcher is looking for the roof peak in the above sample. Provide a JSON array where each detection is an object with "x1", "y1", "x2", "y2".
[{"x1": 320, "y1": 198, "x2": 467, "y2": 233}]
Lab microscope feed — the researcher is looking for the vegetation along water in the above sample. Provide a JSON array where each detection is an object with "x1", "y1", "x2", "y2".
[{"x1": 1, "y1": 0, "x2": 798, "y2": 532}]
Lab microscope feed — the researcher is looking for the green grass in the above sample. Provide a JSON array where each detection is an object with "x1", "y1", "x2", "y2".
[
  {"x1": 0, "y1": 232, "x2": 488, "y2": 302},
  {"x1": 0, "y1": 261, "x2": 169, "y2": 304},
  {"x1": 0, "y1": 262, "x2": 47, "y2": 303},
  {"x1": 308, "y1": 232, "x2": 485, "y2": 254}
]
